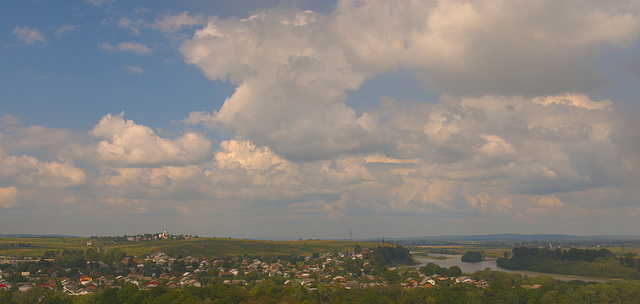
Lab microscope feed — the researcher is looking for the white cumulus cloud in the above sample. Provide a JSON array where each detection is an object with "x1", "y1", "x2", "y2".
[
  {"x1": 180, "y1": 1, "x2": 640, "y2": 162},
  {"x1": 0, "y1": 153, "x2": 86, "y2": 188},
  {"x1": 13, "y1": 26, "x2": 45, "y2": 44},
  {"x1": 54, "y1": 24, "x2": 78, "y2": 37},
  {"x1": 100, "y1": 42, "x2": 152, "y2": 54},
  {"x1": 75, "y1": 112, "x2": 212, "y2": 167},
  {"x1": 152, "y1": 11, "x2": 205, "y2": 32},
  {"x1": 122, "y1": 65, "x2": 144, "y2": 74},
  {"x1": 0, "y1": 186, "x2": 19, "y2": 208},
  {"x1": 332, "y1": 0, "x2": 640, "y2": 96}
]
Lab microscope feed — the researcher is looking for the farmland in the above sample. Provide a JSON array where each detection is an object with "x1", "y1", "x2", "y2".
[{"x1": 0, "y1": 236, "x2": 389, "y2": 259}]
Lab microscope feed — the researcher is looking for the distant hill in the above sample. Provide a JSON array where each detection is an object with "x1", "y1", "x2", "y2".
[
  {"x1": 0, "y1": 236, "x2": 389, "y2": 259},
  {"x1": 390, "y1": 234, "x2": 639, "y2": 242}
]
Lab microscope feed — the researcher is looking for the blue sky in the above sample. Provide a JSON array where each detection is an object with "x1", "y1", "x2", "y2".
[{"x1": 1, "y1": 0, "x2": 640, "y2": 239}]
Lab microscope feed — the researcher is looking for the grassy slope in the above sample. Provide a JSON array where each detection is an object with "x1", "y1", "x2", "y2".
[
  {"x1": 0, "y1": 237, "x2": 89, "y2": 256},
  {"x1": 0, "y1": 237, "x2": 388, "y2": 259}
]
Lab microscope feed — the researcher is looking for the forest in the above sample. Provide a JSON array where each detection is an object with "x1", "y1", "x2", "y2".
[
  {"x1": 4, "y1": 270, "x2": 640, "y2": 303},
  {"x1": 497, "y1": 246, "x2": 640, "y2": 279}
]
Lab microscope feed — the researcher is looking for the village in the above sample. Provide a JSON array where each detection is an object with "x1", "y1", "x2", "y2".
[{"x1": 0, "y1": 244, "x2": 489, "y2": 297}]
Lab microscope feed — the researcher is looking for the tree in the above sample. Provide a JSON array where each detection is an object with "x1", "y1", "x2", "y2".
[
  {"x1": 448, "y1": 265, "x2": 462, "y2": 277},
  {"x1": 354, "y1": 244, "x2": 362, "y2": 254},
  {"x1": 383, "y1": 270, "x2": 401, "y2": 284},
  {"x1": 461, "y1": 251, "x2": 483, "y2": 263}
]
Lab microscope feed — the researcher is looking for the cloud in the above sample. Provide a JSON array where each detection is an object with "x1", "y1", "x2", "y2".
[
  {"x1": 74, "y1": 112, "x2": 212, "y2": 167},
  {"x1": 122, "y1": 65, "x2": 144, "y2": 74},
  {"x1": 331, "y1": 0, "x2": 640, "y2": 96},
  {"x1": 3, "y1": 1, "x2": 640, "y2": 237},
  {"x1": 152, "y1": 11, "x2": 205, "y2": 32},
  {"x1": 0, "y1": 114, "x2": 78, "y2": 152},
  {"x1": 13, "y1": 26, "x2": 45, "y2": 44},
  {"x1": 0, "y1": 153, "x2": 86, "y2": 188},
  {"x1": 54, "y1": 25, "x2": 78, "y2": 37},
  {"x1": 99, "y1": 42, "x2": 152, "y2": 54},
  {"x1": 180, "y1": 8, "x2": 372, "y2": 161},
  {"x1": 0, "y1": 186, "x2": 18, "y2": 208},
  {"x1": 85, "y1": 0, "x2": 112, "y2": 7},
  {"x1": 197, "y1": 92, "x2": 636, "y2": 218},
  {"x1": 180, "y1": 1, "x2": 640, "y2": 162},
  {"x1": 118, "y1": 17, "x2": 144, "y2": 36}
]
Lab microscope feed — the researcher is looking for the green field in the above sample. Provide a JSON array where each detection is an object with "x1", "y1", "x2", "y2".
[
  {"x1": 0, "y1": 237, "x2": 388, "y2": 259},
  {"x1": 0, "y1": 237, "x2": 89, "y2": 257}
]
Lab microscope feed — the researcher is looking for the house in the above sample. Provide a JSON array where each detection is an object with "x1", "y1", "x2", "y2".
[
  {"x1": 406, "y1": 278, "x2": 418, "y2": 288},
  {"x1": 105, "y1": 282, "x2": 121, "y2": 289},
  {"x1": 84, "y1": 281, "x2": 98, "y2": 292},
  {"x1": 0, "y1": 283, "x2": 12, "y2": 291},
  {"x1": 63, "y1": 283, "x2": 79, "y2": 295},
  {"x1": 18, "y1": 283, "x2": 34, "y2": 292},
  {"x1": 79, "y1": 275, "x2": 93, "y2": 285},
  {"x1": 456, "y1": 276, "x2": 472, "y2": 284},
  {"x1": 145, "y1": 281, "x2": 158, "y2": 288},
  {"x1": 76, "y1": 289, "x2": 91, "y2": 295},
  {"x1": 40, "y1": 283, "x2": 56, "y2": 290},
  {"x1": 419, "y1": 278, "x2": 435, "y2": 288}
]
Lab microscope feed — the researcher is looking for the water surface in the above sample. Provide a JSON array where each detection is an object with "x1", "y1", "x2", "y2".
[{"x1": 413, "y1": 253, "x2": 612, "y2": 283}]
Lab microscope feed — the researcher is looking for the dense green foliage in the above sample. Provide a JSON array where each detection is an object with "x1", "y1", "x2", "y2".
[
  {"x1": 498, "y1": 246, "x2": 640, "y2": 279},
  {"x1": 4, "y1": 272, "x2": 640, "y2": 304},
  {"x1": 418, "y1": 263, "x2": 462, "y2": 277},
  {"x1": 368, "y1": 245, "x2": 415, "y2": 267},
  {"x1": 461, "y1": 251, "x2": 483, "y2": 263}
]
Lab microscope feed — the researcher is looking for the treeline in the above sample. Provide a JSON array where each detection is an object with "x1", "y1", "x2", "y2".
[
  {"x1": 418, "y1": 263, "x2": 462, "y2": 277},
  {"x1": 498, "y1": 246, "x2": 640, "y2": 279},
  {"x1": 1, "y1": 243, "x2": 33, "y2": 248},
  {"x1": 5, "y1": 274, "x2": 640, "y2": 304},
  {"x1": 368, "y1": 245, "x2": 415, "y2": 267}
]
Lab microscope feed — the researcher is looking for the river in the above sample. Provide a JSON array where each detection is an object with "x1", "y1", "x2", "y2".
[{"x1": 413, "y1": 253, "x2": 613, "y2": 283}]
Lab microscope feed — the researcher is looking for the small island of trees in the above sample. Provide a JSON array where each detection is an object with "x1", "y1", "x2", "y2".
[{"x1": 461, "y1": 251, "x2": 483, "y2": 263}]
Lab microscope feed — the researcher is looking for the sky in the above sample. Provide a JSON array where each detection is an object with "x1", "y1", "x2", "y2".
[{"x1": 2, "y1": 0, "x2": 640, "y2": 239}]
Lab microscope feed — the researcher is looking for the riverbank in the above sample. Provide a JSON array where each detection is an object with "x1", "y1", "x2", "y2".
[{"x1": 414, "y1": 254, "x2": 631, "y2": 283}]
